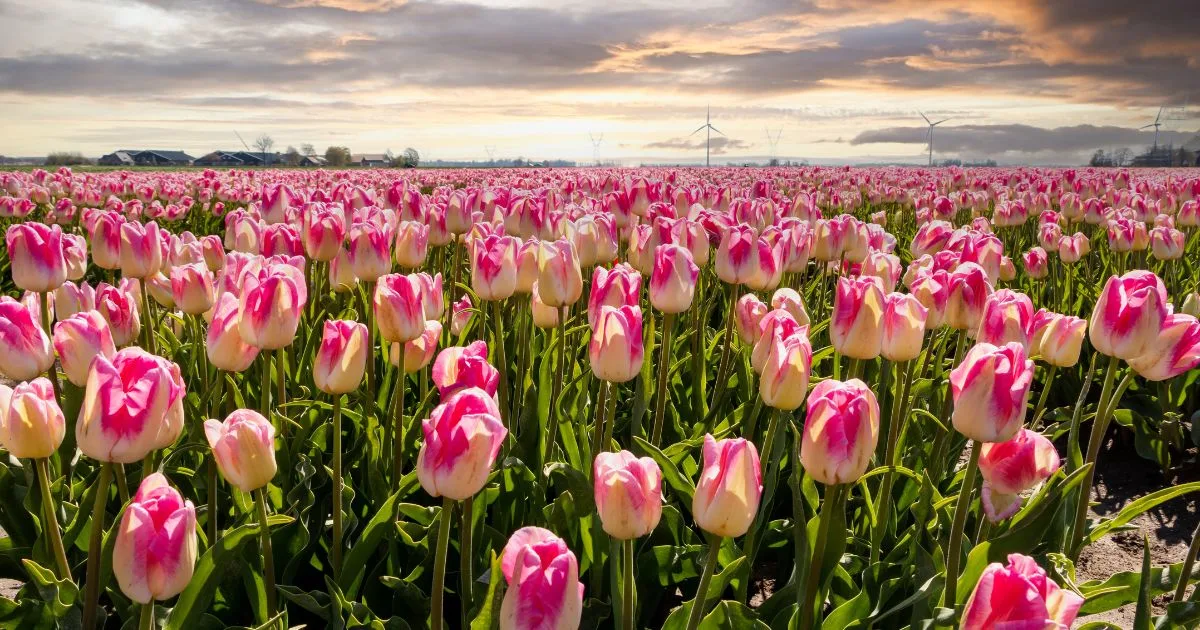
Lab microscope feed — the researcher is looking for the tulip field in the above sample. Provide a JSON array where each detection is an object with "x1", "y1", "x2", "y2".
[{"x1": 3, "y1": 165, "x2": 1200, "y2": 630}]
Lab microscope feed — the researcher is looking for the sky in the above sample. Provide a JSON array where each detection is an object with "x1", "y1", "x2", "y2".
[{"x1": 1, "y1": 0, "x2": 1198, "y2": 165}]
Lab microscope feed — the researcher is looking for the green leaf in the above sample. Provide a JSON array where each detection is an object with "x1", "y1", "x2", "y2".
[
  {"x1": 338, "y1": 481, "x2": 409, "y2": 598},
  {"x1": 21, "y1": 558, "x2": 78, "y2": 619},
  {"x1": 821, "y1": 586, "x2": 870, "y2": 630},
  {"x1": 1085, "y1": 482, "x2": 1200, "y2": 547},
  {"x1": 1134, "y1": 536, "x2": 1153, "y2": 630},
  {"x1": 165, "y1": 514, "x2": 293, "y2": 630},
  {"x1": 470, "y1": 552, "x2": 504, "y2": 630},
  {"x1": 632, "y1": 436, "x2": 696, "y2": 507},
  {"x1": 700, "y1": 600, "x2": 768, "y2": 629}
]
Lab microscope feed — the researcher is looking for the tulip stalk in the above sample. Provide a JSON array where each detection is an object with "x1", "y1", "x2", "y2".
[
  {"x1": 622, "y1": 538, "x2": 636, "y2": 630},
  {"x1": 491, "y1": 300, "x2": 510, "y2": 427},
  {"x1": 1030, "y1": 365, "x2": 1058, "y2": 430},
  {"x1": 81, "y1": 461, "x2": 113, "y2": 630},
  {"x1": 651, "y1": 312, "x2": 676, "y2": 446},
  {"x1": 139, "y1": 602, "x2": 153, "y2": 630},
  {"x1": 870, "y1": 358, "x2": 914, "y2": 566},
  {"x1": 684, "y1": 535, "x2": 722, "y2": 630},
  {"x1": 254, "y1": 487, "x2": 278, "y2": 627},
  {"x1": 1175, "y1": 520, "x2": 1200, "y2": 601},
  {"x1": 430, "y1": 497, "x2": 454, "y2": 630},
  {"x1": 705, "y1": 286, "x2": 738, "y2": 429},
  {"x1": 1067, "y1": 355, "x2": 1121, "y2": 559},
  {"x1": 331, "y1": 394, "x2": 344, "y2": 578},
  {"x1": 800, "y1": 483, "x2": 847, "y2": 630},
  {"x1": 543, "y1": 309, "x2": 568, "y2": 462},
  {"x1": 391, "y1": 371, "x2": 406, "y2": 483},
  {"x1": 942, "y1": 439, "x2": 982, "y2": 607},
  {"x1": 461, "y1": 496, "x2": 475, "y2": 611},
  {"x1": 35, "y1": 458, "x2": 71, "y2": 580}
]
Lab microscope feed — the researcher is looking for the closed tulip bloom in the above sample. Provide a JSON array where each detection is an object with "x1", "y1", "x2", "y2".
[
  {"x1": 393, "y1": 220, "x2": 429, "y2": 268},
  {"x1": 451, "y1": 294, "x2": 473, "y2": 337},
  {"x1": 6, "y1": 222, "x2": 68, "y2": 292},
  {"x1": 801, "y1": 379, "x2": 880, "y2": 485},
  {"x1": 910, "y1": 220, "x2": 953, "y2": 257},
  {"x1": 734, "y1": 293, "x2": 769, "y2": 344},
  {"x1": 0, "y1": 296, "x2": 55, "y2": 381},
  {"x1": 860, "y1": 251, "x2": 902, "y2": 292},
  {"x1": 1022, "y1": 247, "x2": 1048, "y2": 279},
  {"x1": 976, "y1": 289, "x2": 1035, "y2": 350},
  {"x1": 395, "y1": 320, "x2": 441, "y2": 373},
  {"x1": 111, "y1": 473, "x2": 198, "y2": 604},
  {"x1": 978, "y1": 429, "x2": 1060, "y2": 521},
  {"x1": 55, "y1": 280, "x2": 96, "y2": 320},
  {"x1": 416, "y1": 272, "x2": 445, "y2": 320},
  {"x1": 692, "y1": 435, "x2": 762, "y2": 538},
  {"x1": 1184, "y1": 293, "x2": 1200, "y2": 318},
  {"x1": 78, "y1": 347, "x2": 185, "y2": 463},
  {"x1": 432, "y1": 340, "x2": 499, "y2": 397},
  {"x1": 169, "y1": 262, "x2": 215, "y2": 315},
  {"x1": 589, "y1": 263, "x2": 641, "y2": 327},
  {"x1": 1037, "y1": 222, "x2": 1062, "y2": 250},
  {"x1": 348, "y1": 221, "x2": 393, "y2": 281},
  {"x1": 950, "y1": 342, "x2": 1034, "y2": 443},
  {"x1": 831, "y1": 276, "x2": 885, "y2": 360},
  {"x1": 649, "y1": 244, "x2": 698, "y2": 314},
  {"x1": 751, "y1": 309, "x2": 803, "y2": 374},
  {"x1": 238, "y1": 263, "x2": 306, "y2": 350},
  {"x1": 1034, "y1": 313, "x2": 1086, "y2": 368},
  {"x1": 531, "y1": 283, "x2": 560, "y2": 329},
  {"x1": 499, "y1": 527, "x2": 584, "y2": 630},
  {"x1": 90, "y1": 212, "x2": 125, "y2": 270},
  {"x1": 536, "y1": 239, "x2": 583, "y2": 308},
  {"x1": 472, "y1": 234, "x2": 519, "y2": 301},
  {"x1": 1127, "y1": 313, "x2": 1200, "y2": 381},
  {"x1": 1089, "y1": 270, "x2": 1169, "y2": 360},
  {"x1": 0, "y1": 378, "x2": 65, "y2": 459},
  {"x1": 515, "y1": 239, "x2": 541, "y2": 294},
  {"x1": 303, "y1": 204, "x2": 346, "y2": 262},
  {"x1": 881, "y1": 292, "x2": 928, "y2": 362},
  {"x1": 206, "y1": 293, "x2": 260, "y2": 372},
  {"x1": 200, "y1": 235, "x2": 225, "y2": 272},
  {"x1": 589, "y1": 305, "x2": 644, "y2": 383},
  {"x1": 374, "y1": 273, "x2": 426, "y2": 344},
  {"x1": 1057, "y1": 232, "x2": 1089, "y2": 264},
  {"x1": 53, "y1": 311, "x2": 117, "y2": 387},
  {"x1": 63, "y1": 233, "x2": 88, "y2": 281},
  {"x1": 759, "y1": 328, "x2": 813, "y2": 411},
  {"x1": 95, "y1": 282, "x2": 141, "y2": 347},
  {"x1": 203, "y1": 410, "x2": 277, "y2": 493},
  {"x1": 909, "y1": 268, "x2": 950, "y2": 329},
  {"x1": 314, "y1": 320, "x2": 368, "y2": 395},
  {"x1": 1150, "y1": 226, "x2": 1186, "y2": 260},
  {"x1": 961, "y1": 554, "x2": 1082, "y2": 630},
  {"x1": 259, "y1": 223, "x2": 303, "y2": 258},
  {"x1": 946, "y1": 262, "x2": 993, "y2": 332},
  {"x1": 119, "y1": 221, "x2": 163, "y2": 278},
  {"x1": 417, "y1": 387, "x2": 507, "y2": 500},
  {"x1": 146, "y1": 272, "x2": 175, "y2": 309},
  {"x1": 770, "y1": 288, "x2": 810, "y2": 327},
  {"x1": 593, "y1": 451, "x2": 663, "y2": 540},
  {"x1": 329, "y1": 247, "x2": 358, "y2": 292}
]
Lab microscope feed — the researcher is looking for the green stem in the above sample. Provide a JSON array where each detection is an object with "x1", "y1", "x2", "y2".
[
  {"x1": 684, "y1": 536, "x2": 722, "y2": 630},
  {"x1": 651, "y1": 312, "x2": 676, "y2": 446},
  {"x1": 81, "y1": 462, "x2": 113, "y2": 630},
  {"x1": 255, "y1": 487, "x2": 278, "y2": 627},
  {"x1": 1175, "y1": 520, "x2": 1200, "y2": 601},
  {"x1": 461, "y1": 496, "x2": 474, "y2": 611},
  {"x1": 431, "y1": 498, "x2": 454, "y2": 630},
  {"x1": 492, "y1": 300, "x2": 510, "y2": 428},
  {"x1": 942, "y1": 440, "x2": 982, "y2": 607},
  {"x1": 704, "y1": 286, "x2": 738, "y2": 431},
  {"x1": 260, "y1": 351, "x2": 272, "y2": 418},
  {"x1": 871, "y1": 359, "x2": 913, "y2": 566},
  {"x1": 114, "y1": 464, "x2": 130, "y2": 504},
  {"x1": 622, "y1": 538, "x2": 635, "y2": 630},
  {"x1": 276, "y1": 347, "x2": 286, "y2": 439},
  {"x1": 1069, "y1": 355, "x2": 1121, "y2": 559},
  {"x1": 139, "y1": 601, "x2": 154, "y2": 630},
  {"x1": 800, "y1": 484, "x2": 846, "y2": 630},
  {"x1": 141, "y1": 281, "x2": 156, "y2": 354},
  {"x1": 543, "y1": 311, "x2": 568, "y2": 462},
  {"x1": 1031, "y1": 365, "x2": 1058, "y2": 430},
  {"x1": 601, "y1": 379, "x2": 617, "y2": 453},
  {"x1": 392, "y1": 371, "x2": 406, "y2": 483},
  {"x1": 363, "y1": 281, "x2": 376, "y2": 419},
  {"x1": 36, "y1": 458, "x2": 71, "y2": 581},
  {"x1": 592, "y1": 380, "x2": 609, "y2": 460},
  {"x1": 331, "y1": 394, "x2": 344, "y2": 579}
]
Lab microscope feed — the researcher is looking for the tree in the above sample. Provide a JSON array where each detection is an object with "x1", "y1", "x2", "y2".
[
  {"x1": 45, "y1": 151, "x2": 89, "y2": 166},
  {"x1": 402, "y1": 148, "x2": 420, "y2": 168},
  {"x1": 283, "y1": 146, "x2": 302, "y2": 167},
  {"x1": 1114, "y1": 147, "x2": 1133, "y2": 167},
  {"x1": 254, "y1": 134, "x2": 275, "y2": 166},
  {"x1": 324, "y1": 146, "x2": 352, "y2": 167},
  {"x1": 300, "y1": 143, "x2": 316, "y2": 157}
]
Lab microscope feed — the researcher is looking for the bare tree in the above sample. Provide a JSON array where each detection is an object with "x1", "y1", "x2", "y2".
[
  {"x1": 254, "y1": 134, "x2": 275, "y2": 166},
  {"x1": 402, "y1": 147, "x2": 420, "y2": 168},
  {"x1": 300, "y1": 143, "x2": 316, "y2": 157},
  {"x1": 1114, "y1": 147, "x2": 1133, "y2": 167}
]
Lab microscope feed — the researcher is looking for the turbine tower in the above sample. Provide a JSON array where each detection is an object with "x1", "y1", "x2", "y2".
[
  {"x1": 690, "y1": 105, "x2": 725, "y2": 167},
  {"x1": 484, "y1": 145, "x2": 496, "y2": 165},
  {"x1": 589, "y1": 132, "x2": 604, "y2": 166},
  {"x1": 765, "y1": 127, "x2": 783, "y2": 164},
  {"x1": 919, "y1": 111, "x2": 950, "y2": 167},
  {"x1": 1139, "y1": 107, "x2": 1164, "y2": 152}
]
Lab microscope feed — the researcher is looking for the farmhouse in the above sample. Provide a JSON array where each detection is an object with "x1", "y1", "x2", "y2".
[
  {"x1": 352, "y1": 153, "x2": 390, "y2": 167},
  {"x1": 98, "y1": 150, "x2": 194, "y2": 166}
]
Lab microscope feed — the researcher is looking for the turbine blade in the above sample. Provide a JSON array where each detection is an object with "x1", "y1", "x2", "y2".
[
  {"x1": 690, "y1": 125, "x2": 707, "y2": 136},
  {"x1": 709, "y1": 125, "x2": 726, "y2": 136},
  {"x1": 1139, "y1": 123, "x2": 1155, "y2": 130},
  {"x1": 919, "y1": 111, "x2": 931, "y2": 124},
  {"x1": 932, "y1": 118, "x2": 950, "y2": 126}
]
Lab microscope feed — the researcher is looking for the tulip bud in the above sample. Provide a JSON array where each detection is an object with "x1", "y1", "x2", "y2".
[
  {"x1": 976, "y1": 289, "x2": 1034, "y2": 350},
  {"x1": 978, "y1": 429, "x2": 1059, "y2": 521},
  {"x1": 472, "y1": 234, "x2": 519, "y2": 301},
  {"x1": 77, "y1": 348, "x2": 185, "y2": 463},
  {"x1": 393, "y1": 220, "x2": 429, "y2": 269},
  {"x1": 393, "y1": 320, "x2": 441, "y2": 373},
  {"x1": 55, "y1": 280, "x2": 96, "y2": 320},
  {"x1": 961, "y1": 554, "x2": 1082, "y2": 630},
  {"x1": 417, "y1": 387, "x2": 507, "y2": 500},
  {"x1": 1089, "y1": 270, "x2": 1168, "y2": 361},
  {"x1": 170, "y1": 262, "x2": 215, "y2": 316},
  {"x1": 759, "y1": 327, "x2": 812, "y2": 410},
  {"x1": 0, "y1": 378, "x2": 65, "y2": 459},
  {"x1": 692, "y1": 435, "x2": 762, "y2": 538},
  {"x1": 515, "y1": 239, "x2": 540, "y2": 294},
  {"x1": 0, "y1": 296, "x2": 55, "y2": 381},
  {"x1": 536, "y1": 239, "x2": 583, "y2": 308},
  {"x1": 593, "y1": 451, "x2": 662, "y2": 540},
  {"x1": 206, "y1": 292, "x2": 260, "y2": 373},
  {"x1": 831, "y1": 276, "x2": 885, "y2": 360},
  {"x1": 53, "y1": 311, "x2": 117, "y2": 387},
  {"x1": 303, "y1": 204, "x2": 346, "y2": 262},
  {"x1": 96, "y1": 282, "x2": 141, "y2": 347},
  {"x1": 589, "y1": 264, "x2": 641, "y2": 328},
  {"x1": 860, "y1": 251, "x2": 901, "y2": 292},
  {"x1": 801, "y1": 379, "x2": 880, "y2": 485},
  {"x1": 734, "y1": 293, "x2": 768, "y2": 344},
  {"x1": 314, "y1": 320, "x2": 368, "y2": 395},
  {"x1": 329, "y1": 247, "x2": 358, "y2": 293},
  {"x1": 204, "y1": 410, "x2": 277, "y2": 493},
  {"x1": 374, "y1": 273, "x2": 427, "y2": 344},
  {"x1": 6, "y1": 222, "x2": 68, "y2": 292},
  {"x1": 432, "y1": 340, "x2": 499, "y2": 397},
  {"x1": 90, "y1": 212, "x2": 125, "y2": 270},
  {"x1": 112, "y1": 473, "x2": 198, "y2": 604},
  {"x1": 1021, "y1": 247, "x2": 1048, "y2": 279},
  {"x1": 119, "y1": 221, "x2": 163, "y2": 278},
  {"x1": 451, "y1": 294, "x2": 473, "y2": 337},
  {"x1": 950, "y1": 342, "x2": 1034, "y2": 443},
  {"x1": 1182, "y1": 292, "x2": 1200, "y2": 318},
  {"x1": 238, "y1": 262, "x2": 307, "y2": 350},
  {"x1": 881, "y1": 292, "x2": 928, "y2": 362},
  {"x1": 589, "y1": 305, "x2": 644, "y2": 383},
  {"x1": 1127, "y1": 313, "x2": 1200, "y2": 381},
  {"x1": 499, "y1": 527, "x2": 584, "y2": 630},
  {"x1": 769, "y1": 288, "x2": 810, "y2": 327},
  {"x1": 1033, "y1": 312, "x2": 1085, "y2": 368},
  {"x1": 946, "y1": 262, "x2": 993, "y2": 332},
  {"x1": 647, "y1": 244, "x2": 697, "y2": 314},
  {"x1": 63, "y1": 233, "x2": 88, "y2": 281},
  {"x1": 531, "y1": 283, "x2": 560, "y2": 329}
]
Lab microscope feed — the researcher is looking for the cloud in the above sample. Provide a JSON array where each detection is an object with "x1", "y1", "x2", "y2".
[
  {"x1": 850, "y1": 123, "x2": 1198, "y2": 156},
  {"x1": 644, "y1": 137, "x2": 752, "y2": 154}
]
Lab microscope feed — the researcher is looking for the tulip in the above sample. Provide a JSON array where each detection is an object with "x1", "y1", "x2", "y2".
[
  {"x1": 946, "y1": 262, "x2": 993, "y2": 333},
  {"x1": 417, "y1": 272, "x2": 445, "y2": 320},
  {"x1": 950, "y1": 342, "x2": 1034, "y2": 443},
  {"x1": 881, "y1": 292, "x2": 928, "y2": 362},
  {"x1": 770, "y1": 288, "x2": 810, "y2": 327},
  {"x1": 205, "y1": 292, "x2": 260, "y2": 373},
  {"x1": 593, "y1": 451, "x2": 662, "y2": 539},
  {"x1": 1127, "y1": 313, "x2": 1200, "y2": 381},
  {"x1": 203, "y1": 410, "x2": 277, "y2": 493},
  {"x1": 801, "y1": 379, "x2": 880, "y2": 485},
  {"x1": 1184, "y1": 293, "x2": 1200, "y2": 318},
  {"x1": 910, "y1": 220, "x2": 953, "y2": 257},
  {"x1": 830, "y1": 276, "x2": 885, "y2": 360},
  {"x1": 0, "y1": 378, "x2": 65, "y2": 459},
  {"x1": 589, "y1": 264, "x2": 641, "y2": 327},
  {"x1": 978, "y1": 429, "x2": 1060, "y2": 521},
  {"x1": 374, "y1": 273, "x2": 426, "y2": 344},
  {"x1": 119, "y1": 221, "x2": 163, "y2": 279},
  {"x1": 1033, "y1": 312, "x2": 1086, "y2": 368},
  {"x1": 431, "y1": 340, "x2": 499, "y2": 398},
  {"x1": 759, "y1": 327, "x2": 813, "y2": 411},
  {"x1": 976, "y1": 289, "x2": 1035, "y2": 350},
  {"x1": 1150, "y1": 226, "x2": 1186, "y2": 260},
  {"x1": 394, "y1": 220, "x2": 430, "y2": 268},
  {"x1": 589, "y1": 305, "x2": 644, "y2": 383},
  {"x1": 531, "y1": 283, "x2": 560, "y2": 329},
  {"x1": 909, "y1": 268, "x2": 950, "y2": 329},
  {"x1": 692, "y1": 434, "x2": 762, "y2": 538},
  {"x1": 260, "y1": 223, "x2": 303, "y2": 258},
  {"x1": 329, "y1": 247, "x2": 358, "y2": 292},
  {"x1": 111, "y1": 473, "x2": 197, "y2": 608},
  {"x1": 303, "y1": 204, "x2": 346, "y2": 262},
  {"x1": 451, "y1": 294, "x2": 473, "y2": 337},
  {"x1": 238, "y1": 261, "x2": 307, "y2": 350},
  {"x1": 715, "y1": 225, "x2": 782, "y2": 290},
  {"x1": 0, "y1": 296, "x2": 55, "y2": 381},
  {"x1": 53, "y1": 311, "x2": 117, "y2": 387},
  {"x1": 6, "y1": 222, "x2": 67, "y2": 292},
  {"x1": 200, "y1": 235, "x2": 225, "y2": 272},
  {"x1": 96, "y1": 281, "x2": 142, "y2": 347},
  {"x1": 77, "y1": 347, "x2": 185, "y2": 463},
  {"x1": 961, "y1": 554, "x2": 1082, "y2": 630},
  {"x1": 751, "y1": 309, "x2": 803, "y2": 373},
  {"x1": 63, "y1": 233, "x2": 88, "y2": 281},
  {"x1": 348, "y1": 221, "x2": 393, "y2": 281},
  {"x1": 860, "y1": 251, "x2": 901, "y2": 292},
  {"x1": 515, "y1": 239, "x2": 540, "y2": 294},
  {"x1": 55, "y1": 280, "x2": 96, "y2": 320},
  {"x1": 146, "y1": 272, "x2": 175, "y2": 309},
  {"x1": 1057, "y1": 232, "x2": 1089, "y2": 264},
  {"x1": 1022, "y1": 247, "x2": 1048, "y2": 279},
  {"x1": 472, "y1": 234, "x2": 519, "y2": 301},
  {"x1": 1088, "y1": 270, "x2": 1169, "y2": 361},
  {"x1": 90, "y1": 212, "x2": 125, "y2": 270},
  {"x1": 536, "y1": 239, "x2": 583, "y2": 308},
  {"x1": 499, "y1": 527, "x2": 584, "y2": 630},
  {"x1": 417, "y1": 387, "x2": 507, "y2": 500},
  {"x1": 314, "y1": 320, "x2": 368, "y2": 395},
  {"x1": 170, "y1": 262, "x2": 215, "y2": 315},
  {"x1": 734, "y1": 293, "x2": 769, "y2": 344}
]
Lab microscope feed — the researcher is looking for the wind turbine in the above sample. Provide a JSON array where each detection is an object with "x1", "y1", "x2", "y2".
[
  {"x1": 690, "y1": 105, "x2": 725, "y2": 167},
  {"x1": 919, "y1": 111, "x2": 950, "y2": 167},
  {"x1": 589, "y1": 132, "x2": 604, "y2": 166},
  {"x1": 765, "y1": 127, "x2": 783, "y2": 163},
  {"x1": 1140, "y1": 107, "x2": 1164, "y2": 152},
  {"x1": 484, "y1": 145, "x2": 496, "y2": 165}
]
